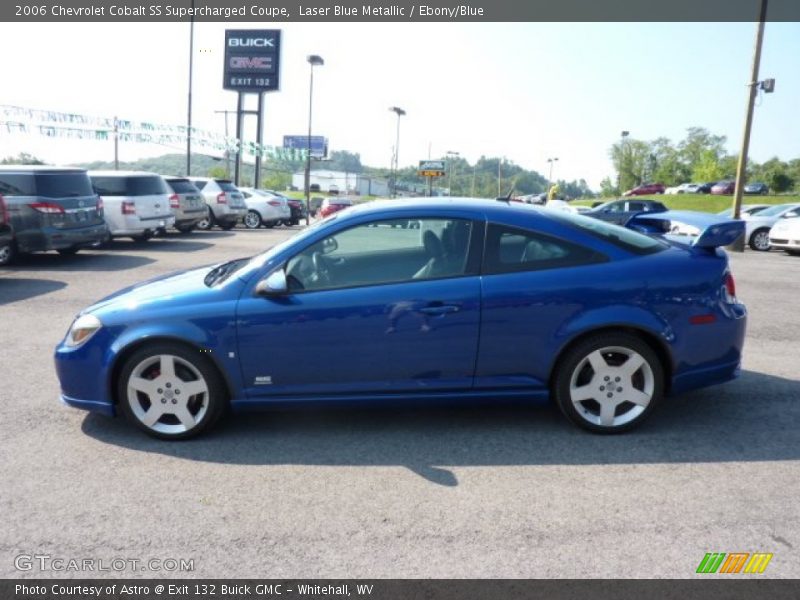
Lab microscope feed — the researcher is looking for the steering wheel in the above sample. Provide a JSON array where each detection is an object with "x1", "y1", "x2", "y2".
[{"x1": 312, "y1": 251, "x2": 332, "y2": 285}]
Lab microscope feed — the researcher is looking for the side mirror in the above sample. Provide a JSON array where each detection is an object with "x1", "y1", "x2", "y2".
[
  {"x1": 322, "y1": 237, "x2": 338, "y2": 254},
  {"x1": 255, "y1": 269, "x2": 288, "y2": 296}
]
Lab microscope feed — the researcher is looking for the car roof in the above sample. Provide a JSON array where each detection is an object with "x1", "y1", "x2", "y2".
[
  {"x1": 0, "y1": 165, "x2": 87, "y2": 173},
  {"x1": 88, "y1": 170, "x2": 161, "y2": 177},
  {"x1": 342, "y1": 197, "x2": 538, "y2": 217}
]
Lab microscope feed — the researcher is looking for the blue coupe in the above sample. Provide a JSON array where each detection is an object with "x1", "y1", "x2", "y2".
[{"x1": 54, "y1": 199, "x2": 747, "y2": 439}]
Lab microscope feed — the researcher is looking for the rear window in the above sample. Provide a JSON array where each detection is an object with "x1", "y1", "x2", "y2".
[
  {"x1": 547, "y1": 211, "x2": 668, "y2": 255},
  {"x1": 190, "y1": 180, "x2": 207, "y2": 190},
  {"x1": 91, "y1": 176, "x2": 168, "y2": 196},
  {"x1": 0, "y1": 172, "x2": 94, "y2": 198},
  {"x1": 165, "y1": 179, "x2": 200, "y2": 194},
  {"x1": 216, "y1": 180, "x2": 239, "y2": 192}
]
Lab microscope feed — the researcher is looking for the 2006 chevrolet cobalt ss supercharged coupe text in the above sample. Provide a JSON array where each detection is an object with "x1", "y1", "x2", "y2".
[{"x1": 55, "y1": 199, "x2": 747, "y2": 439}]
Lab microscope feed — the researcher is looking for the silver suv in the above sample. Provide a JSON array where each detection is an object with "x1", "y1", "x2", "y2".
[
  {"x1": 162, "y1": 177, "x2": 207, "y2": 234},
  {"x1": 188, "y1": 177, "x2": 247, "y2": 230}
]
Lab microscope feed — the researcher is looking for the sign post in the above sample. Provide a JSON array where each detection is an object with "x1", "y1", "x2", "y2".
[
  {"x1": 418, "y1": 160, "x2": 446, "y2": 197},
  {"x1": 223, "y1": 29, "x2": 282, "y2": 187}
]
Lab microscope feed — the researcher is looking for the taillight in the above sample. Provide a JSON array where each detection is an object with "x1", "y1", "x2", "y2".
[
  {"x1": 29, "y1": 202, "x2": 65, "y2": 214},
  {"x1": 216, "y1": 192, "x2": 227, "y2": 204},
  {"x1": 723, "y1": 271, "x2": 737, "y2": 303},
  {"x1": 96, "y1": 196, "x2": 104, "y2": 215},
  {"x1": 169, "y1": 194, "x2": 180, "y2": 209},
  {"x1": 0, "y1": 194, "x2": 7, "y2": 224},
  {"x1": 121, "y1": 201, "x2": 136, "y2": 215},
  {"x1": 268, "y1": 200, "x2": 280, "y2": 207}
]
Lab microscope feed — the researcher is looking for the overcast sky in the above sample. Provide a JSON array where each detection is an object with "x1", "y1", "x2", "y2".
[{"x1": 0, "y1": 21, "x2": 798, "y2": 187}]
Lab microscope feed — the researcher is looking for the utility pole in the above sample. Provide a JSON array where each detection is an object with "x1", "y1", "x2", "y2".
[
  {"x1": 497, "y1": 157, "x2": 502, "y2": 196},
  {"x1": 215, "y1": 110, "x2": 236, "y2": 177},
  {"x1": 113, "y1": 116, "x2": 119, "y2": 170},
  {"x1": 186, "y1": 0, "x2": 195, "y2": 177},
  {"x1": 730, "y1": 0, "x2": 768, "y2": 252}
]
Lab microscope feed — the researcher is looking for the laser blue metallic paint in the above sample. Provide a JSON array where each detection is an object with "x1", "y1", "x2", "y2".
[{"x1": 54, "y1": 199, "x2": 747, "y2": 431}]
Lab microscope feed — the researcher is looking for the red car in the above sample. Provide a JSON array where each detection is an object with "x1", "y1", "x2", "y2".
[
  {"x1": 319, "y1": 197, "x2": 353, "y2": 218},
  {"x1": 623, "y1": 183, "x2": 666, "y2": 196},
  {"x1": 711, "y1": 180, "x2": 736, "y2": 195}
]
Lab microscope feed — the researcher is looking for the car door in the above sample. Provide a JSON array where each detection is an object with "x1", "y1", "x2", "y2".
[
  {"x1": 236, "y1": 216, "x2": 483, "y2": 399},
  {"x1": 594, "y1": 201, "x2": 627, "y2": 224}
]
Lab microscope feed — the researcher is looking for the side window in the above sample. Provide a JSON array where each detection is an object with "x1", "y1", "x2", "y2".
[
  {"x1": 628, "y1": 202, "x2": 645, "y2": 212},
  {"x1": 192, "y1": 181, "x2": 207, "y2": 190},
  {"x1": 605, "y1": 202, "x2": 625, "y2": 213},
  {"x1": 784, "y1": 209, "x2": 800, "y2": 218},
  {"x1": 285, "y1": 218, "x2": 474, "y2": 292},
  {"x1": 0, "y1": 174, "x2": 34, "y2": 196},
  {"x1": 483, "y1": 224, "x2": 605, "y2": 275}
]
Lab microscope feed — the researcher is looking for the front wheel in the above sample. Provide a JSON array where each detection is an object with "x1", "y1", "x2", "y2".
[
  {"x1": 219, "y1": 221, "x2": 236, "y2": 231},
  {"x1": 0, "y1": 240, "x2": 16, "y2": 265},
  {"x1": 553, "y1": 333, "x2": 663, "y2": 433},
  {"x1": 195, "y1": 208, "x2": 214, "y2": 231},
  {"x1": 244, "y1": 210, "x2": 263, "y2": 229},
  {"x1": 117, "y1": 343, "x2": 227, "y2": 440},
  {"x1": 749, "y1": 228, "x2": 771, "y2": 251},
  {"x1": 57, "y1": 246, "x2": 80, "y2": 256}
]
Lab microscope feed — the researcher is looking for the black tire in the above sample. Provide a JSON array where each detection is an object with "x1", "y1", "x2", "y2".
[
  {"x1": 195, "y1": 207, "x2": 214, "y2": 231},
  {"x1": 130, "y1": 231, "x2": 153, "y2": 243},
  {"x1": 786, "y1": 249, "x2": 800, "y2": 256},
  {"x1": 0, "y1": 240, "x2": 16, "y2": 266},
  {"x1": 243, "y1": 210, "x2": 263, "y2": 229},
  {"x1": 57, "y1": 246, "x2": 80, "y2": 256},
  {"x1": 264, "y1": 221, "x2": 276, "y2": 229},
  {"x1": 117, "y1": 342, "x2": 228, "y2": 440},
  {"x1": 219, "y1": 221, "x2": 236, "y2": 231},
  {"x1": 175, "y1": 224, "x2": 195, "y2": 234},
  {"x1": 748, "y1": 228, "x2": 771, "y2": 252},
  {"x1": 553, "y1": 332, "x2": 664, "y2": 434}
]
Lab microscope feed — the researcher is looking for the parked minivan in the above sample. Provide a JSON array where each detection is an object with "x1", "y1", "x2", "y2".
[
  {"x1": 89, "y1": 171, "x2": 175, "y2": 241},
  {"x1": 0, "y1": 166, "x2": 108, "y2": 264},
  {"x1": 187, "y1": 177, "x2": 247, "y2": 230}
]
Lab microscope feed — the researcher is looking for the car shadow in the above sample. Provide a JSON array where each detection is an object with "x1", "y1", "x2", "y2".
[
  {"x1": 103, "y1": 238, "x2": 214, "y2": 253},
  {"x1": 0, "y1": 277, "x2": 67, "y2": 305},
  {"x1": 81, "y1": 370, "x2": 800, "y2": 486},
  {"x1": 180, "y1": 231, "x2": 236, "y2": 239},
  {"x1": 7, "y1": 252, "x2": 154, "y2": 272}
]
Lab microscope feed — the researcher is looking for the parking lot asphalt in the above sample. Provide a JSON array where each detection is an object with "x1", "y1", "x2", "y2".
[{"x1": 1, "y1": 227, "x2": 798, "y2": 579}]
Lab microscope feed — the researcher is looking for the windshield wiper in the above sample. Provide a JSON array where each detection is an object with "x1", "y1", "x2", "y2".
[{"x1": 204, "y1": 258, "x2": 249, "y2": 286}]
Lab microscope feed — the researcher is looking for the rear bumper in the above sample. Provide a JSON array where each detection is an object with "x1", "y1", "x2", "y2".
[
  {"x1": 16, "y1": 222, "x2": 109, "y2": 252},
  {"x1": 109, "y1": 215, "x2": 175, "y2": 236}
]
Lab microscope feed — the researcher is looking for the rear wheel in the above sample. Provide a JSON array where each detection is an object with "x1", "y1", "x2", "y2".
[
  {"x1": 196, "y1": 208, "x2": 214, "y2": 231},
  {"x1": 219, "y1": 221, "x2": 236, "y2": 231},
  {"x1": 57, "y1": 246, "x2": 80, "y2": 256},
  {"x1": 0, "y1": 240, "x2": 16, "y2": 265},
  {"x1": 117, "y1": 342, "x2": 227, "y2": 440},
  {"x1": 749, "y1": 228, "x2": 771, "y2": 251},
  {"x1": 553, "y1": 333, "x2": 664, "y2": 433},
  {"x1": 244, "y1": 210, "x2": 263, "y2": 229},
  {"x1": 175, "y1": 224, "x2": 195, "y2": 234}
]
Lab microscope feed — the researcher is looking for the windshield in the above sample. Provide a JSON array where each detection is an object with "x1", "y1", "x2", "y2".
[{"x1": 757, "y1": 204, "x2": 795, "y2": 217}]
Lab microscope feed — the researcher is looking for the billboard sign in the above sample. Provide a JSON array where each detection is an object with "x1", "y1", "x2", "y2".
[
  {"x1": 223, "y1": 29, "x2": 281, "y2": 93},
  {"x1": 418, "y1": 160, "x2": 446, "y2": 177},
  {"x1": 283, "y1": 135, "x2": 328, "y2": 158}
]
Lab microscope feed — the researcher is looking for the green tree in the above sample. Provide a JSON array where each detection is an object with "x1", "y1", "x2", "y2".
[
  {"x1": 599, "y1": 177, "x2": 618, "y2": 197},
  {"x1": 678, "y1": 127, "x2": 727, "y2": 172},
  {"x1": 691, "y1": 150, "x2": 728, "y2": 182},
  {"x1": 610, "y1": 138, "x2": 651, "y2": 192},
  {"x1": 1, "y1": 152, "x2": 45, "y2": 165}
]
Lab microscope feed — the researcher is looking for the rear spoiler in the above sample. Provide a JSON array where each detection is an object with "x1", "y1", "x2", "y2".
[{"x1": 625, "y1": 210, "x2": 745, "y2": 249}]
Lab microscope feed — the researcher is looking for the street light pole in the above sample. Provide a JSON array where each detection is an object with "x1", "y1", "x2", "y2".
[
  {"x1": 389, "y1": 106, "x2": 405, "y2": 198},
  {"x1": 547, "y1": 157, "x2": 559, "y2": 193},
  {"x1": 305, "y1": 54, "x2": 324, "y2": 226},
  {"x1": 618, "y1": 130, "x2": 629, "y2": 196}
]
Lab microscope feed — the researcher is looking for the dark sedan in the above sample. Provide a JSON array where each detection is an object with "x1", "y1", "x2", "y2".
[
  {"x1": 582, "y1": 199, "x2": 668, "y2": 225},
  {"x1": 744, "y1": 182, "x2": 769, "y2": 195},
  {"x1": 711, "y1": 181, "x2": 736, "y2": 195}
]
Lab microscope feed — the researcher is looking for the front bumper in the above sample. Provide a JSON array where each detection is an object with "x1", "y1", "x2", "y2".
[{"x1": 768, "y1": 237, "x2": 800, "y2": 251}]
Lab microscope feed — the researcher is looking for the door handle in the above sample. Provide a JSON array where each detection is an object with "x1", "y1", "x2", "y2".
[{"x1": 419, "y1": 304, "x2": 460, "y2": 316}]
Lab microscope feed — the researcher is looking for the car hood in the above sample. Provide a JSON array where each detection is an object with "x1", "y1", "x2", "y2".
[{"x1": 81, "y1": 264, "x2": 245, "y2": 322}]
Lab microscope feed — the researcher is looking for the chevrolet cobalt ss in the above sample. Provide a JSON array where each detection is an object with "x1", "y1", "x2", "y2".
[{"x1": 55, "y1": 199, "x2": 747, "y2": 439}]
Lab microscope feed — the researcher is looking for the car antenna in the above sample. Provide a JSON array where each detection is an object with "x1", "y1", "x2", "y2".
[{"x1": 496, "y1": 185, "x2": 515, "y2": 203}]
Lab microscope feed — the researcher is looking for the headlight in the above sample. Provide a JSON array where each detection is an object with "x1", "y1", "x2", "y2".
[{"x1": 65, "y1": 314, "x2": 102, "y2": 348}]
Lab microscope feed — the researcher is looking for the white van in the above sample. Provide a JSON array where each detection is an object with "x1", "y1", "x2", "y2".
[{"x1": 89, "y1": 171, "x2": 175, "y2": 241}]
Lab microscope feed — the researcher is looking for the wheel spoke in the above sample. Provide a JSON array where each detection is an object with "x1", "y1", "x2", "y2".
[
  {"x1": 159, "y1": 355, "x2": 176, "y2": 379},
  {"x1": 599, "y1": 401, "x2": 616, "y2": 426},
  {"x1": 586, "y1": 350, "x2": 608, "y2": 377},
  {"x1": 619, "y1": 353, "x2": 645, "y2": 378},
  {"x1": 180, "y1": 380, "x2": 208, "y2": 398},
  {"x1": 571, "y1": 384, "x2": 596, "y2": 402},
  {"x1": 624, "y1": 389, "x2": 651, "y2": 407},
  {"x1": 129, "y1": 376, "x2": 156, "y2": 396},
  {"x1": 142, "y1": 404, "x2": 164, "y2": 427},
  {"x1": 174, "y1": 405, "x2": 196, "y2": 429}
]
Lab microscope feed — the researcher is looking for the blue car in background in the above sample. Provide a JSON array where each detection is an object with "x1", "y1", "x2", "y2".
[{"x1": 54, "y1": 199, "x2": 747, "y2": 439}]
